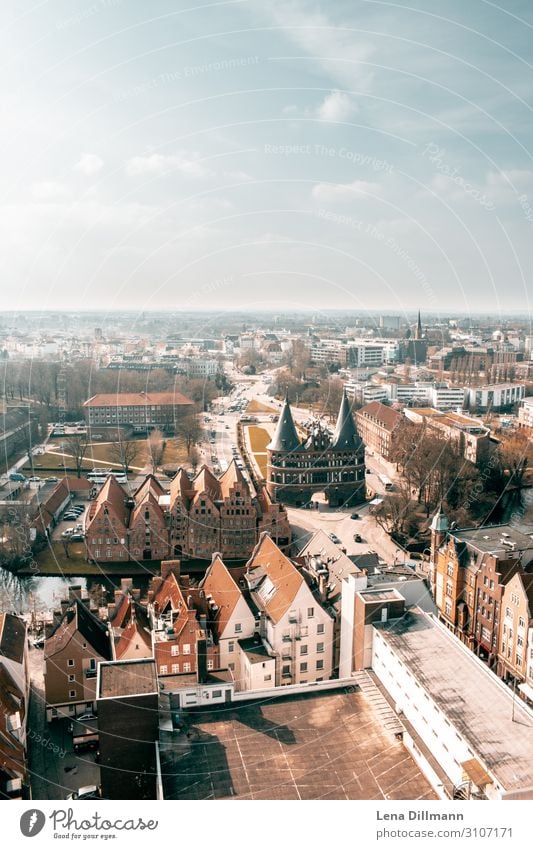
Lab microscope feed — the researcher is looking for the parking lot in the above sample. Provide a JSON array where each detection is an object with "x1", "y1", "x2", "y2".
[
  {"x1": 161, "y1": 687, "x2": 437, "y2": 801},
  {"x1": 52, "y1": 500, "x2": 88, "y2": 542}
]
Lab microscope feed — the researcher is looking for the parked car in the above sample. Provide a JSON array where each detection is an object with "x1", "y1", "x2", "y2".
[
  {"x1": 77, "y1": 712, "x2": 97, "y2": 722},
  {"x1": 61, "y1": 529, "x2": 74, "y2": 538},
  {"x1": 329, "y1": 533, "x2": 341, "y2": 544},
  {"x1": 350, "y1": 513, "x2": 360, "y2": 520},
  {"x1": 32, "y1": 637, "x2": 45, "y2": 648},
  {"x1": 9, "y1": 473, "x2": 26, "y2": 482},
  {"x1": 69, "y1": 533, "x2": 85, "y2": 541},
  {"x1": 28, "y1": 476, "x2": 42, "y2": 483},
  {"x1": 354, "y1": 534, "x2": 363, "y2": 543},
  {"x1": 63, "y1": 514, "x2": 78, "y2": 521},
  {"x1": 45, "y1": 476, "x2": 59, "y2": 483}
]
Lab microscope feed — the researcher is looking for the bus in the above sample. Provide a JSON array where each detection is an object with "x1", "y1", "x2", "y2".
[
  {"x1": 87, "y1": 469, "x2": 127, "y2": 485},
  {"x1": 379, "y1": 474, "x2": 394, "y2": 491}
]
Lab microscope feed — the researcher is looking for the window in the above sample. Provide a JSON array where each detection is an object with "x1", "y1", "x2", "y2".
[
  {"x1": 159, "y1": 665, "x2": 168, "y2": 674},
  {"x1": 317, "y1": 642, "x2": 324, "y2": 653},
  {"x1": 207, "y1": 660, "x2": 214, "y2": 670},
  {"x1": 234, "y1": 623, "x2": 242, "y2": 633},
  {"x1": 69, "y1": 690, "x2": 76, "y2": 699},
  {"x1": 307, "y1": 607, "x2": 314, "y2": 618},
  {"x1": 68, "y1": 674, "x2": 75, "y2": 683},
  {"x1": 183, "y1": 644, "x2": 191, "y2": 655},
  {"x1": 183, "y1": 663, "x2": 191, "y2": 673},
  {"x1": 212, "y1": 690, "x2": 222, "y2": 698},
  {"x1": 228, "y1": 662, "x2": 235, "y2": 671},
  {"x1": 317, "y1": 623, "x2": 325, "y2": 635},
  {"x1": 264, "y1": 674, "x2": 272, "y2": 682},
  {"x1": 67, "y1": 659, "x2": 75, "y2": 668},
  {"x1": 519, "y1": 617, "x2": 526, "y2": 629},
  {"x1": 300, "y1": 662, "x2": 308, "y2": 673},
  {"x1": 171, "y1": 664, "x2": 179, "y2": 674},
  {"x1": 316, "y1": 660, "x2": 324, "y2": 670},
  {"x1": 171, "y1": 645, "x2": 179, "y2": 656},
  {"x1": 300, "y1": 644, "x2": 308, "y2": 656},
  {"x1": 282, "y1": 665, "x2": 291, "y2": 676},
  {"x1": 228, "y1": 641, "x2": 235, "y2": 653}
]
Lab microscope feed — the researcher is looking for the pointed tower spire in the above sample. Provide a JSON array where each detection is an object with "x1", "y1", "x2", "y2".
[
  {"x1": 268, "y1": 396, "x2": 301, "y2": 452},
  {"x1": 331, "y1": 391, "x2": 361, "y2": 450},
  {"x1": 415, "y1": 310, "x2": 423, "y2": 340}
]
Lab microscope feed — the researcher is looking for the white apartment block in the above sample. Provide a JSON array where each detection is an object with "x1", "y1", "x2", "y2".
[
  {"x1": 245, "y1": 535, "x2": 335, "y2": 686},
  {"x1": 518, "y1": 397, "x2": 533, "y2": 430},
  {"x1": 372, "y1": 611, "x2": 533, "y2": 800},
  {"x1": 466, "y1": 383, "x2": 525, "y2": 411}
]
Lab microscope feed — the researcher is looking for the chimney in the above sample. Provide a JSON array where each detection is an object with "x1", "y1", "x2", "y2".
[
  {"x1": 196, "y1": 637, "x2": 208, "y2": 684},
  {"x1": 161, "y1": 559, "x2": 180, "y2": 579},
  {"x1": 148, "y1": 577, "x2": 163, "y2": 601},
  {"x1": 121, "y1": 578, "x2": 133, "y2": 593},
  {"x1": 60, "y1": 600, "x2": 70, "y2": 616},
  {"x1": 318, "y1": 572, "x2": 328, "y2": 602},
  {"x1": 69, "y1": 585, "x2": 82, "y2": 601}
]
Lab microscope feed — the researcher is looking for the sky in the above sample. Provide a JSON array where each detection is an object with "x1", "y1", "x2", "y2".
[{"x1": 1, "y1": 0, "x2": 533, "y2": 319}]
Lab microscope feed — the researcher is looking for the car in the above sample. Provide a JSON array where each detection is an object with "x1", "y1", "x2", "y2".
[
  {"x1": 28, "y1": 476, "x2": 42, "y2": 483},
  {"x1": 77, "y1": 712, "x2": 97, "y2": 722},
  {"x1": 66, "y1": 785, "x2": 100, "y2": 800},
  {"x1": 365, "y1": 469, "x2": 371, "y2": 474},
  {"x1": 354, "y1": 534, "x2": 363, "y2": 543},
  {"x1": 328, "y1": 533, "x2": 341, "y2": 544},
  {"x1": 9, "y1": 473, "x2": 26, "y2": 482},
  {"x1": 350, "y1": 513, "x2": 360, "y2": 520},
  {"x1": 70, "y1": 533, "x2": 85, "y2": 541},
  {"x1": 45, "y1": 476, "x2": 59, "y2": 483},
  {"x1": 63, "y1": 514, "x2": 78, "y2": 521},
  {"x1": 32, "y1": 637, "x2": 45, "y2": 648},
  {"x1": 61, "y1": 529, "x2": 74, "y2": 538}
]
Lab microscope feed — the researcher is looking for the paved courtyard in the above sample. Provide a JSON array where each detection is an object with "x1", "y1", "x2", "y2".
[{"x1": 161, "y1": 687, "x2": 437, "y2": 801}]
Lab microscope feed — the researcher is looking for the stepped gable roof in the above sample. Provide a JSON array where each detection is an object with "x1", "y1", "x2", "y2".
[
  {"x1": 0, "y1": 613, "x2": 26, "y2": 665},
  {"x1": 219, "y1": 459, "x2": 248, "y2": 499},
  {"x1": 45, "y1": 599, "x2": 112, "y2": 661},
  {"x1": 331, "y1": 391, "x2": 363, "y2": 450},
  {"x1": 130, "y1": 489, "x2": 164, "y2": 526},
  {"x1": 246, "y1": 533, "x2": 303, "y2": 625},
  {"x1": 200, "y1": 553, "x2": 245, "y2": 637},
  {"x1": 191, "y1": 465, "x2": 221, "y2": 502},
  {"x1": 134, "y1": 474, "x2": 165, "y2": 502},
  {"x1": 267, "y1": 396, "x2": 301, "y2": 452},
  {"x1": 87, "y1": 475, "x2": 129, "y2": 525},
  {"x1": 169, "y1": 468, "x2": 193, "y2": 504}
]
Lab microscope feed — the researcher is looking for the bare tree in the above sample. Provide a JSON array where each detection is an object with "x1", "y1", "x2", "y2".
[
  {"x1": 175, "y1": 413, "x2": 201, "y2": 455},
  {"x1": 189, "y1": 446, "x2": 200, "y2": 474},
  {"x1": 67, "y1": 434, "x2": 90, "y2": 478},
  {"x1": 147, "y1": 428, "x2": 166, "y2": 473},
  {"x1": 108, "y1": 438, "x2": 141, "y2": 474}
]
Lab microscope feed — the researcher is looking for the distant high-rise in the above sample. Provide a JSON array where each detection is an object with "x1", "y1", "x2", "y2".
[{"x1": 379, "y1": 315, "x2": 400, "y2": 330}]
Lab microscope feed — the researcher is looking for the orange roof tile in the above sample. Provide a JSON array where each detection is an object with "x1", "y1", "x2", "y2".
[
  {"x1": 246, "y1": 534, "x2": 303, "y2": 624},
  {"x1": 200, "y1": 554, "x2": 246, "y2": 637}
]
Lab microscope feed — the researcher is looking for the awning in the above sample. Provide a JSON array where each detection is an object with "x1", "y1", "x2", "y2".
[
  {"x1": 518, "y1": 682, "x2": 533, "y2": 702},
  {"x1": 461, "y1": 758, "x2": 492, "y2": 788}
]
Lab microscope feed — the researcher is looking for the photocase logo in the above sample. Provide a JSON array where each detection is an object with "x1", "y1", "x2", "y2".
[{"x1": 20, "y1": 809, "x2": 46, "y2": 838}]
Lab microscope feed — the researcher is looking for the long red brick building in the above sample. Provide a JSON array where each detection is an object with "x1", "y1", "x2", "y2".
[{"x1": 84, "y1": 463, "x2": 290, "y2": 563}]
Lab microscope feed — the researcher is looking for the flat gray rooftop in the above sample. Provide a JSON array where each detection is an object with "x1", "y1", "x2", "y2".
[
  {"x1": 160, "y1": 687, "x2": 437, "y2": 800},
  {"x1": 451, "y1": 525, "x2": 533, "y2": 556},
  {"x1": 376, "y1": 612, "x2": 533, "y2": 794},
  {"x1": 99, "y1": 659, "x2": 158, "y2": 699}
]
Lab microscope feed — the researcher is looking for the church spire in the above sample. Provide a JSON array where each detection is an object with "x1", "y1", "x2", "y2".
[
  {"x1": 268, "y1": 396, "x2": 301, "y2": 452},
  {"x1": 415, "y1": 310, "x2": 423, "y2": 340},
  {"x1": 331, "y1": 391, "x2": 361, "y2": 451}
]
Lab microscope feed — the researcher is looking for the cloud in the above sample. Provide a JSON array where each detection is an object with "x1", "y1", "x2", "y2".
[
  {"x1": 74, "y1": 154, "x2": 104, "y2": 176},
  {"x1": 125, "y1": 152, "x2": 211, "y2": 178},
  {"x1": 312, "y1": 179, "x2": 382, "y2": 202},
  {"x1": 316, "y1": 91, "x2": 357, "y2": 122},
  {"x1": 31, "y1": 181, "x2": 71, "y2": 202}
]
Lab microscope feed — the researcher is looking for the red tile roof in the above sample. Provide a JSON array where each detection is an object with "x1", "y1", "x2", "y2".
[
  {"x1": 83, "y1": 391, "x2": 193, "y2": 407},
  {"x1": 246, "y1": 534, "x2": 303, "y2": 624}
]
